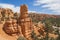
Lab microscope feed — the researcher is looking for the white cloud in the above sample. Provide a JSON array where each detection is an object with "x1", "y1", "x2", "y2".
[
  {"x1": 33, "y1": 0, "x2": 60, "y2": 15},
  {"x1": 0, "y1": 3, "x2": 20, "y2": 13},
  {"x1": 28, "y1": 10, "x2": 45, "y2": 14},
  {"x1": 28, "y1": 10, "x2": 37, "y2": 13}
]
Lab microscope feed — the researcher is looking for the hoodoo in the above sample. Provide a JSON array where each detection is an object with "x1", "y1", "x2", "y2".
[{"x1": 19, "y1": 4, "x2": 33, "y2": 40}]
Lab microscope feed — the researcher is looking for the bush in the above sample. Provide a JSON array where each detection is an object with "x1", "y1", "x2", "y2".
[{"x1": 17, "y1": 36, "x2": 27, "y2": 40}]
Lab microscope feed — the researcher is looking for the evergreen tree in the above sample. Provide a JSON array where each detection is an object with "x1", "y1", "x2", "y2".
[
  {"x1": 17, "y1": 36, "x2": 26, "y2": 40},
  {"x1": 31, "y1": 30, "x2": 39, "y2": 40}
]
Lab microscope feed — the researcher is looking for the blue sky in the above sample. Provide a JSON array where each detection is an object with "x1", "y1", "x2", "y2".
[{"x1": 0, "y1": 0, "x2": 60, "y2": 15}]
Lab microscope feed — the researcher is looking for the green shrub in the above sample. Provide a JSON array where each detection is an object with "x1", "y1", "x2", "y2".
[{"x1": 17, "y1": 36, "x2": 26, "y2": 40}]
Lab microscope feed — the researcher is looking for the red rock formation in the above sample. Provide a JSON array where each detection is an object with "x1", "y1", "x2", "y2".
[
  {"x1": 3, "y1": 19, "x2": 20, "y2": 36},
  {"x1": 0, "y1": 9, "x2": 2, "y2": 21},
  {"x1": 19, "y1": 4, "x2": 32, "y2": 40}
]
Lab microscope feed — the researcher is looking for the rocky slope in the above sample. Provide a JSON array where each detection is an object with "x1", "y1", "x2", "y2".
[{"x1": 29, "y1": 13, "x2": 60, "y2": 21}]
